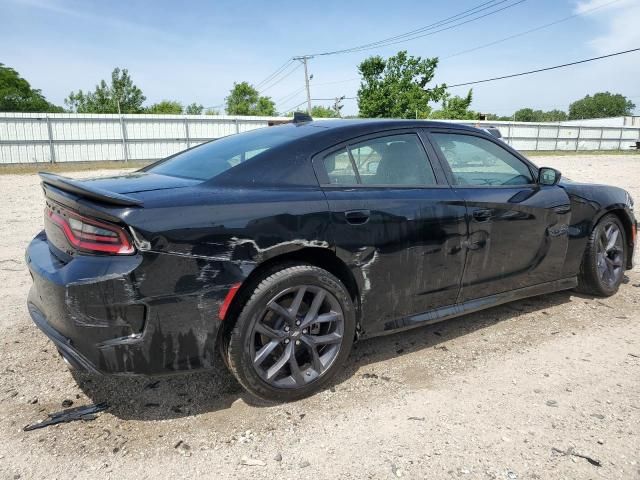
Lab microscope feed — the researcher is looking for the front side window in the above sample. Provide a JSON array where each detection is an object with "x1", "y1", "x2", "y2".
[
  {"x1": 431, "y1": 133, "x2": 533, "y2": 186},
  {"x1": 323, "y1": 134, "x2": 436, "y2": 186}
]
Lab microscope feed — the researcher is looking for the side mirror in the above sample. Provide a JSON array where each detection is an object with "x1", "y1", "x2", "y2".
[{"x1": 538, "y1": 167, "x2": 561, "y2": 186}]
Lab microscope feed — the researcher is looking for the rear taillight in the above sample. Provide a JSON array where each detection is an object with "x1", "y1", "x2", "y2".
[{"x1": 46, "y1": 204, "x2": 135, "y2": 255}]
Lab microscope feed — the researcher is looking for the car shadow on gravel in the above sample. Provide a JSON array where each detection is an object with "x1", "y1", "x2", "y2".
[{"x1": 73, "y1": 289, "x2": 582, "y2": 420}]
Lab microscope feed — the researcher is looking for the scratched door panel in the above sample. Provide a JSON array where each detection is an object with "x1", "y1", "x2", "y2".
[
  {"x1": 325, "y1": 187, "x2": 467, "y2": 335},
  {"x1": 455, "y1": 186, "x2": 571, "y2": 301}
]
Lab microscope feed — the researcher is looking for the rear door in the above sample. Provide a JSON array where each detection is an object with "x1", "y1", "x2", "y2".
[
  {"x1": 314, "y1": 129, "x2": 467, "y2": 334},
  {"x1": 426, "y1": 129, "x2": 571, "y2": 302}
]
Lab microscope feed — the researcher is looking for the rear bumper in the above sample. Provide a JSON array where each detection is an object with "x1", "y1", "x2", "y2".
[
  {"x1": 26, "y1": 231, "x2": 240, "y2": 376},
  {"x1": 27, "y1": 301, "x2": 101, "y2": 374}
]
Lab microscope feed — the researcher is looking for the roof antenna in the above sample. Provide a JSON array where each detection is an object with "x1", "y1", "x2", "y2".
[{"x1": 293, "y1": 111, "x2": 313, "y2": 124}]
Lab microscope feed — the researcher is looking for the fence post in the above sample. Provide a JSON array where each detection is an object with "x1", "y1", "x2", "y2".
[
  {"x1": 46, "y1": 115, "x2": 56, "y2": 164},
  {"x1": 184, "y1": 117, "x2": 191, "y2": 148},
  {"x1": 534, "y1": 124, "x2": 540, "y2": 151},
  {"x1": 119, "y1": 115, "x2": 129, "y2": 162},
  {"x1": 234, "y1": 118, "x2": 240, "y2": 134},
  {"x1": 575, "y1": 126, "x2": 581, "y2": 152},
  {"x1": 618, "y1": 128, "x2": 624, "y2": 150},
  {"x1": 554, "y1": 125, "x2": 560, "y2": 151}
]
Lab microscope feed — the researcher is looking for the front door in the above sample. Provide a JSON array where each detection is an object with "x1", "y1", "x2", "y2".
[
  {"x1": 427, "y1": 130, "x2": 571, "y2": 302},
  {"x1": 314, "y1": 130, "x2": 468, "y2": 335}
]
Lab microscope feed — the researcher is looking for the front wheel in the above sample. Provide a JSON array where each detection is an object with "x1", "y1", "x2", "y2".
[
  {"x1": 226, "y1": 264, "x2": 355, "y2": 402},
  {"x1": 577, "y1": 213, "x2": 627, "y2": 296}
]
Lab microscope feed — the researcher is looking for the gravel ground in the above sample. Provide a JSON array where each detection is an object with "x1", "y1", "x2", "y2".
[{"x1": 0, "y1": 155, "x2": 639, "y2": 480}]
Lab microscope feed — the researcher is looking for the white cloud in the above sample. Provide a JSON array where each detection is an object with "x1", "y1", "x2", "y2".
[{"x1": 574, "y1": 0, "x2": 640, "y2": 53}]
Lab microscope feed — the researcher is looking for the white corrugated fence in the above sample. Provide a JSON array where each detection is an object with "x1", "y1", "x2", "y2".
[{"x1": 0, "y1": 113, "x2": 639, "y2": 164}]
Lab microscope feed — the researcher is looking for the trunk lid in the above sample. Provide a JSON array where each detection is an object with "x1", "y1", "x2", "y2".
[{"x1": 76, "y1": 172, "x2": 201, "y2": 195}]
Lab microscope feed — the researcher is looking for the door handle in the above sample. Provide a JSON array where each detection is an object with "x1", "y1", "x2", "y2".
[
  {"x1": 345, "y1": 209, "x2": 370, "y2": 225},
  {"x1": 472, "y1": 208, "x2": 493, "y2": 222}
]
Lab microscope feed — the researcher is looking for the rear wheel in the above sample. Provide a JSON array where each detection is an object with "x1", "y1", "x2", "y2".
[
  {"x1": 577, "y1": 213, "x2": 627, "y2": 296},
  {"x1": 226, "y1": 264, "x2": 355, "y2": 402}
]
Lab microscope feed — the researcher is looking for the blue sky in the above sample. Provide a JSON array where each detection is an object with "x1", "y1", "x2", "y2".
[{"x1": 1, "y1": 0, "x2": 639, "y2": 116}]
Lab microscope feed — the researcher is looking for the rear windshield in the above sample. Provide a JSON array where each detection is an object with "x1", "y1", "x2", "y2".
[{"x1": 146, "y1": 126, "x2": 295, "y2": 180}]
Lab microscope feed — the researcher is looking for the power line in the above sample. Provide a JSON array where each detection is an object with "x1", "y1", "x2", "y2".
[
  {"x1": 280, "y1": 96, "x2": 357, "y2": 113},
  {"x1": 254, "y1": 58, "x2": 294, "y2": 90},
  {"x1": 263, "y1": 0, "x2": 622, "y2": 95},
  {"x1": 300, "y1": 0, "x2": 526, "y2": 57},
  {"x1": 274, "y1": 86, "x2": 306, "y2": 105},
  {"x1": 258, "y1": 62, "x2": 302, "y2": 94},
  {"x1": 302, "y1": 0, "x2": 502, "y2": 56},
  {"x1": 443, "y1": 0, "x2": 623, "y2": 59},
  {"x1": 447, "y1": 47, "x2": 640, "y2": 87},
  {"x1": 280, "y1": 99, "x2": 310, "y2": 113}
]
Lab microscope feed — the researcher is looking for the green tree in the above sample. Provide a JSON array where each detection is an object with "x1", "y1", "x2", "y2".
[
  {"x1": 357, "y1": 50, "x2": 446, "y2": 119},
  {"x1": 185, "y1": 102, "x2": 204, "y2": 115},
  {"x1": 225, "y1": 81, "x2": 276, "y2": 116},
  {"x1": 310, "y1": 105, "x2": 338, "y2": 118},
  {"x1": 541, "y1": 109, "x2": 568, "y2": 122},
  {"x1": 0, "y1": 63, "x2": 63, "y2": 112},
  {"x1": 65, "y1": 67, "x2": 146, "y2": 113},
  {"x1": 146, "y1": 100, "x2": 183, "y2": 114},
  {"x1": 513, "y1": 108, "x2": 543, "y2": 122},
  {"x1": 569, "y1": 92, "x2": 635, "y2": 120},
  {"x1": 205, "y1": 107, "x2": 219, "y2": 115},
  {"x1": 430, "y1": 90, "x2": 476, "y2": 120}
]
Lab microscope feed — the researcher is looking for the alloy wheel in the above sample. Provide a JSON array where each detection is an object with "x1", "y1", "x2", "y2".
[
  {"x1": 596, "y1": 222, "x2": 624, "y2": 288},
  {"x1": 250, "y1": 285, "x2": 345, "y2": 389}
]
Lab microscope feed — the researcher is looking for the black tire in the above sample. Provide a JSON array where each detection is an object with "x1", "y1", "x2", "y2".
[
  {"x1": 576, "y1": 213, "x2": 627, "y2": 297},
  {"x1": 225, "y1": 264, "x2": 356, "y2": 402}
]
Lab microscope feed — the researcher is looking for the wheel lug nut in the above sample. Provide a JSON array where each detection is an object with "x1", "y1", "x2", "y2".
[
  {"x1": 284, "y1": 326, "x2": 290, "y2": 332},
  {"x1": 302, "y1": 329, "x2": 308, "y2": 334},
  {"x1": 284, "y1": 338, "x2": 290, "y2": 344},
  {"x1": 295, "y1": 320, "x2": 301, "y2": 326},
  {"x1": 295, "y1": 340, "x2": 301, "y2": 346}
]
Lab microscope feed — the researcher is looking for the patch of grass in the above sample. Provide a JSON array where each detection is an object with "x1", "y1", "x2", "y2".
[
  {"x1": 0, "y1": 160, "x2": 151, "y2": 175},
  {"x1": 522, "y1": 150, "x2": 640, "y2": 157}
]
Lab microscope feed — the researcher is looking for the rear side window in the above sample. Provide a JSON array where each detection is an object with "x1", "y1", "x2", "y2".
[
  {"x1": 323, "y1": 149, "x2": 358, "y2": 185},
  {"x1": 431, "y1": 133, "x2": 533, "y2": 186},
  {"x1": 147, "y1": 127, "x2": 295, "y2": 181},
  {"x1": 322, "y1": 134, "x2": 436, "y2": 186}
]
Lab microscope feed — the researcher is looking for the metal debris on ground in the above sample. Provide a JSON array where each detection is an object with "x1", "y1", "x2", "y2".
[
  {"x1": 551, "y1": 447, "x2": 601, "y2": 467},
  {"x1": 23, "y1": 402, "x2": 109, "y2": 431}
]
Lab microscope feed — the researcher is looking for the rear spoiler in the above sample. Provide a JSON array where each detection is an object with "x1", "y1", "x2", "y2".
[{"x1": 39, "y1": 172, "x2": 143, "y2": 207}]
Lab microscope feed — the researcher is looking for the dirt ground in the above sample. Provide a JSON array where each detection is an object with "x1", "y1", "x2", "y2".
[{"x1": 1, "y1": 155, "x2": 639, "y2": 480}]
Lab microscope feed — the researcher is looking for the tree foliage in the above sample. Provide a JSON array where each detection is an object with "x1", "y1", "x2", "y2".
[
  {"x1": 511, "y1": 108, "x2": 567, "y2": 122},
  {"x1": 65, "y1": 68, "x2": 146, "y2": 113},
  {"x1": 310, "y1": 105, "x2": 339, "y2": 118},
  {"x1": 0, "y1": 63, "x2": 63, "y2": 112},
  {"x1": 146, "y1": 100, "x2": 183, "y2": 114},
  {"x1": 185, "y1": 102, "x2": 204, "y2": 115},
  {"x1": 568, "y1": 92, "x2": 635, "y2": 120},
  {"x1": 357, "y1": 51, "x2": 446, "y2": 119},
  {"x1": 430, "y1": 90, "x2": 476, "y2": 120},
  {"x1": 225, "y1": 82, "x2": 276, "y2": 116}
]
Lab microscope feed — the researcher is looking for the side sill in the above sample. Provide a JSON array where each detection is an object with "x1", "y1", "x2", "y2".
[{"x1": 364, "y1": 277, "x2": 578, "y2": 339}]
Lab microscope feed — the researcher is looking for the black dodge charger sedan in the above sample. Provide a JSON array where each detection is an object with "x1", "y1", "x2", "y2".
[{"x1": 26, "y1": 118, "x2": 636, "y2": 401}]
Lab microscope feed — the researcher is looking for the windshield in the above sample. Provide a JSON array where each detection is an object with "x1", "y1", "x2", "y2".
[{"x1": 147, "y1": 127, "x2": 295, "y2": 181}]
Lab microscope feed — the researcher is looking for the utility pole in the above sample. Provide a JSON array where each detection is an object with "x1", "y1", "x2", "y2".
[
  {"x1": 294, "y1": 56, "x2": 313, "y2": 114},
  {"x1": 333, "y1": 96, "x2": 345, "y2": 117}
]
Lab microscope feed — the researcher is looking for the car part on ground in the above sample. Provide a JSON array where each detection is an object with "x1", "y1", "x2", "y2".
[{"x1": 23, "y1": 402, "x2": 109, "y2": 431}]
